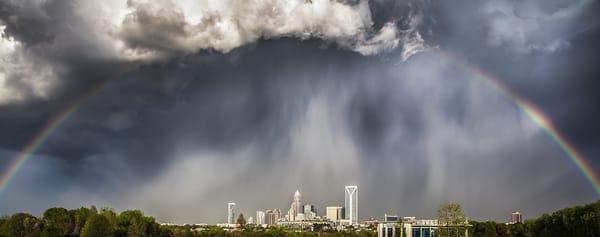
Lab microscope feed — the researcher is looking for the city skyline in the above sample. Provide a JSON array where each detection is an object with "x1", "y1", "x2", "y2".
[
  {"x1": 226, "y1": 185, "x2": 532, "y2": 229},
  {"x1": 234, "y1": 186, "x2": 357, "y2": 225}
]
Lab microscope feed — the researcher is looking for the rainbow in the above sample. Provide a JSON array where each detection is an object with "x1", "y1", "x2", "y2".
[
  {"x1": 0, "y1": 79, "x2": 114, "y2": 193},
  {"x1": 434, "y1": 49, "x2": 600, "y2": 196},
  {"x1": 1, "y1": 50, "x2": 599, "y2": 197}
]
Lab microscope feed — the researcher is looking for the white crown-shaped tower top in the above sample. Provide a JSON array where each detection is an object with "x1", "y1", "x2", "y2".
[{"x1": 294, "y1": 190, "x2": 301, "y2": 200}]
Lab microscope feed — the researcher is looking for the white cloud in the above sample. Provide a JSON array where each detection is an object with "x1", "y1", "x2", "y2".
[
  {"x1": 0, "y1": 25, "x2": 56, "y2": 105},
  {"x1": 113, "y1": 0, "x2": 419, "y2": 58},
  {"x1": 354, "y1": 22, "x2": 401, "y2": 56}
]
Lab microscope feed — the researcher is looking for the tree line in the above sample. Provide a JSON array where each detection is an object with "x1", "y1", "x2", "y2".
[
  {"x1": 1, "y1": 199, "x2": 598, "y2": 237},
  {"x1": 469, "y1": 200, "x2": 600, "y2": 237},
  {"x1": 0, "y1": 206, "x2": 376, "y2": 237},
  {"x1": 0, "y1": 206, "x2": 160, "y2": 237}
]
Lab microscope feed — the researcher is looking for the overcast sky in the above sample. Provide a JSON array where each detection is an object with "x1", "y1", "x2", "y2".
[{"x1": 1, "y1": 0, "x2": 599, "y2": 224}]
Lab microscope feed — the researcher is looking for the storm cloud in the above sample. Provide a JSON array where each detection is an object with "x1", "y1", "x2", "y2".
[{"x1": 0, "y1": 0, "x2": 599, "y2": 224}]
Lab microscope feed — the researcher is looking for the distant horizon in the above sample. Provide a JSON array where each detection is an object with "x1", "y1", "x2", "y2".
[
  {"x1": 4, "y1": 199, "x2": 600, "y2": 226},
  {"x1": 3, "y1": 188, "x2": 594, "y2": 225}
]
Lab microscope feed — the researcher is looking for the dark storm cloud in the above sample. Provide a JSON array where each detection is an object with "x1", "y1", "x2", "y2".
[
  {"x1": 0, "y1": 0, "x2": 599, "y2": 224},
  {"x1": 426, "y1": 0, "x2": 600, "y2": 157},
  {"x1": 0, "y1": 1, "x2": 54, "y2": 45},
  {"x1": 545, "y1": 6, "x2": 600, "y2": 152}
]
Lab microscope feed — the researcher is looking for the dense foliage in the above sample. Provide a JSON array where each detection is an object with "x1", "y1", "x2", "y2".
[
  {"x1": 0, "y1": 200, "x2": 598, "y2": 237},
  {"x1": 0, "y1": 207, "x2": 162, "y2": 237},
  {"x1": 470, "y1": 200, "x2": 600, "y2": 237},
  {"x1": 0, "y1": 206, "x2": 375, "y2": 237}
]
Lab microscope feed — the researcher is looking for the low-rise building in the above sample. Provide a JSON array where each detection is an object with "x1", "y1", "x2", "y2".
[
  {"x1": 378, "y1": 223, "x2": 400, "y2": 237},
  {"x1": 384, "y1": 214, "x2": 399, "y2": 222},
  {"x1": 326, "y1": 206, "x2": 344, "y2": 221},
  {"x1": 377, "y1": 218, "x2": 440, "y2": 237}
]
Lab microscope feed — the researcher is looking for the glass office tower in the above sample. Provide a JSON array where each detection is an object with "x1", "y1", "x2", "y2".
[
  {"x1": 227, "y1": 202, "x2": 236, "y2": 224},
  {"x1": 344, "y1": 185, "x2": 358, "y2": 225}
]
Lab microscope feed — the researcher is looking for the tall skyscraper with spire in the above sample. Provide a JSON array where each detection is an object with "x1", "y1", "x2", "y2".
[
  {"x1": 345, "y1": 185, "x2": 358, "y2": 225},
  {"x1": 287, "y1": 190, "x2": 302, "y2": 221}
]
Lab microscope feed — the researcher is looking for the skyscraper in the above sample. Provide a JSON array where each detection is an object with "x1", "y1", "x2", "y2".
[
  {"x1": 345, "y1": 185, "x2": 358, "y2": 225},
  {"x1": 304, "y1": 204, "x2": 316, "y2": 220},
  {"x1": 287, "y1": 190, "x2": 302, "y2": 221},
  {"x1": 227, "y1": 202, "x2": 236, "y2": 224},
  {"x1": 256, "y1": 210, "x2": 266, "y2": 225},
  {"x1": 274, "y1": 209, "x2": 282, "y2": 223},
  {"x1": 265, "y1": 210, "x2": 275, "y2": 225},
  {"x1": 265, "y1": 209, "x2": 281, "y2": 225}
]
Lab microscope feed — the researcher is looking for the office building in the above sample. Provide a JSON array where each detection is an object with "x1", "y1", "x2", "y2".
[
  {"x1": 274, "y1": 209, "x2": 282, "y2": 222},
  {"x1": 256, "y1": 211, "x2": 266, "y2": 225},
  {"x1": 326, "y1": 206, "x2": 344, "y2": 221},
  {"x1": 287, "y1": 190, "x2": 302, "y2": 221},
  {"x1": 265, "y1": 210, "x2": 275, "y2": 225},
  {"x1": 304, "y1": 204, "x2": 316, "y2": 220},
  {"x1": 227, "y1": 202, "x2": 236, "y2": 224},
  {"x1": 344, "y1": 185, "x2": 358, "y2": 224},
  {"x1": 510, "y1": 211, "x2": 523, "y2": 224},
  {"x1": 265, "y1": 209, "x2": 281, "y2": 225},
  {"x1": 378, "y1": 223, "x2": 399, "y2": 237},
  {"x1": 304, "y1": 204, "x2": 316, "y2": 214},
  {"x1": 296, "y1": 213, "x2": 306, "y2": 221},
  {"x1": 402, "y1": 218, "x2": 439, "y2": 237},
  {"x1": 385, "y1": 214, "x2": 399, "y2": 222}
]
